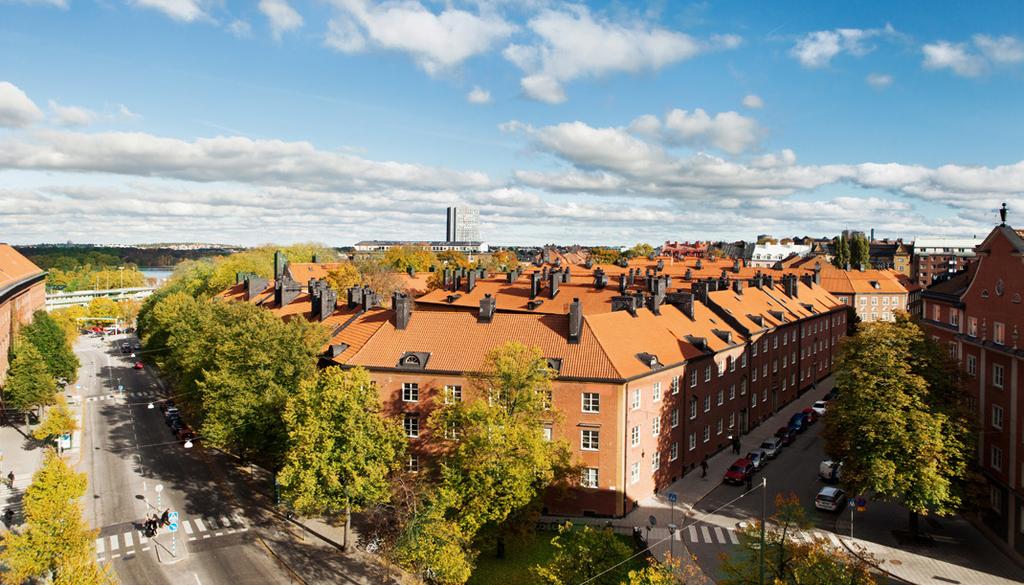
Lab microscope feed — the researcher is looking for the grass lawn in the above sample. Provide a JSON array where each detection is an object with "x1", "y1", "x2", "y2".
[{"x1": 468, "y1": 530, "x2": 645, "y2": 585}]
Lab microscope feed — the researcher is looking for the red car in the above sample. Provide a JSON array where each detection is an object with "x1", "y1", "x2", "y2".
[
  {"x1": 133, "y1": 361, "x2": 144, "y2": 370},
  {"x1": 775, "y1": 426, "x2": 797, "y2": 446},
  {"x1": 176, "y1": 425, "x2": 196, "y2": 442},
  {"x1": 802, "y1": 407, "x2": 818, "y2": 425},
  {"x1": 723, "y1": 458, "x2": 755, "y2": 485}
]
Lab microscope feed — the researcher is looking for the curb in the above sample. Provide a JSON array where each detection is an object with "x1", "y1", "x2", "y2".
[{"x1": 831, "y1": 508, "x2": 916, "y2": 585}]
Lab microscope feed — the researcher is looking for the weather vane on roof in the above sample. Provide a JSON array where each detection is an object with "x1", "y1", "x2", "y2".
[{"x1": 999, "y1": 202, "x2": 1008, "y2": 226}]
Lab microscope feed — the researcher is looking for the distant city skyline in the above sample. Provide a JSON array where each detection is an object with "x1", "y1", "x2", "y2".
[{"x1": 0, "y1": 1, "x2": 1021, "y2": 245}]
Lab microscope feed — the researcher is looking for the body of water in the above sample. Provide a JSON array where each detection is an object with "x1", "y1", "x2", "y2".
[{"x1": 140, "y1": 268, "x2": 174, "y2": 283}]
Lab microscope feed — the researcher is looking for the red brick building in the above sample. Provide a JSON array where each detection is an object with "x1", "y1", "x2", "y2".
[
  {"x1": 921, "y1": 213, "x2": 1024, "y2": 559},
  {"x1": 0, "y1": 244, "x2": 47, "y2": 385},
  {"x1": 219, "y1": 256, "x2": 847, "y2": 517}
]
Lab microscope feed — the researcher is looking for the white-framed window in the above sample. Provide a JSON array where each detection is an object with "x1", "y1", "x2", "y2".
[
  {"x1": 582, "y1": 392, "x2": 600, "y2": 413},
  {"x1": 652, "y1": 417, "x2": 661, "y2": 436},
  {"x1": 729, "y1": 357, "x2": 736, "y2": 372},
  {"x1": 883, "y1": 296, "x2": 889, "y2": 306},
  {"x1": 994, "y1": 322, "x2": 1005, "y2": 345},
  {"x1": 762, "y1": 388, "x2": 767, "y2": 403},
  {"x1": 992, "y1": 404, "x2": 1004, "y2": 430},
  {"x1": 630, "y1": 462, "x2": 641, "y2": 484},
  {"x1": 581, "y1": 468, "x2": 599, "y2": 489},
  {"x1": 967, "y1": 355, "x2": 977, "y2": 375},
  {"x1": 581, "y1": 429, "x2": 600, "y2": 451},
  {"x1": 632, "y1": 389, "x2": 641, "y2": 410},
  {"x1": 671, "y1": 376, "x2": 680, "y2": 395},
  {"x1": 791, "y1": 330, "x2": 796, "y2": 342},
  {"x1": 752, "y1": 368, "x2": 757, "y2": 382},
  {"x1": 791, "y1": 352, "x2": 796, "y2": 365},
  {"x1": 690, "y1": 396, "x2": 697, "y2": 419},
  {"x1": 690, "y1": 370, "x2": 697, "y2": 387},
  {"x1": 773, "y1": 336, "x2": 778, "y2": 349},
  {"x1": 670, "y1": 442, "x2": 679, "y2": 461},
  {"x1": 791, "y1": 373, "x2": 796, "y2": 386},
  {"x1": 990, "y1": 485, "x2": 1002, "y2": 512},
  {"x1": 762, "y1": 339, "x2": 768, "y2": 353},
  {"x1": 406, "y1": 454, "x2": 419, "y2": 473},
  {"x1": 542, "y1": 427, "x2": 552, "y2": 441},
  {"x1": 751, "y1": 392, "x2": 757, "y2": 408},
  {"x1": 718, "y1": 361, "x2": 726, "y2": 376},
  {"x1": 716, "y1": 418, "x2": 723, "y2": 435},
  {"x1": 772, "y1": 359, "x2": 778, "y2": 373},
  {"x1": 968, "y1": 317, "x2": 978, "y2": 337},
  {"x1": 991, "y1": 446, "x2": 1003, "y2": 471},
  {"x1": 653, "y1": 382, "x2": 662, "y2": 402},
  {"x1": 402, "y1": 382, "x2": 419, "y2": 402},
  {"x1": 444, "y1": 421, "x2": 460, "y2": 441},
  {"x1": 671, "y1": 408, "x2": 679, "y2": 428},
  {"x1": 740, "y1": 379, "x2": 747, "y2": 395},
  {"x1": 703, "y1": 425, "x2": 710, "y2": 443},
  {"x1": 631, "y1": 426, "x2": 640, "y2": 447},
  {"x1": 404, "y1": 414, "x2": 419, "y2": 438},
  {"x1": 763, "y1": 364, "x2": 768, "y2": 377},
  {"x1": 729, "y1": 384, "x2": 736, "y2": 400},
  {"x1": 729, "y1": 412, "x2": 735, "y2": 428},
  {"x1": 704, "y1": 395, "x2": 711, "y2": 412},
  {"x1": 717, "y1": 389, "x2": 724, "y2": 406},
  {"x1": 994, "y1": 364, "x2": 1005, "y2": 388},
  {"x1": 783, "y1": 333, "x2": 787, "y2": 346},
  {"x1": 443, "y1": 385, "x2": 462, "y2": 404},
  {"x1": 705, "y1": 365, "x2": 712, "y2": 382},
  {"x1": 950, "y1": 311, "x2": 959, "y2": 327},
  {"x1": 542, "y1": 390, "x2": 552, "y2": 411},
  {"x1": 782, "y1": 378, "x2": 787, "y2": 391},
  {"x1": 872, "y1": 297, "x2": 879, "y2": 306},
  {"x1": 741, "y1": 353, "x2": 747, "y2": 367},
  {"x1": 652, "y1": 451, "x2": 661, "y2": 472},
  {"x1": 688, "y1": 433, "x2": 696, "y2": 451},
  {"x1": 752, "y1": 343, "x2": 758, "y2": 357}
]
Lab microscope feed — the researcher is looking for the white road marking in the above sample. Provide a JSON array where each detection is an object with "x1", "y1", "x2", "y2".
[
  {"x1": 111, "y1": 553, "x2": 120, "y2": 559},
  {"x1": 215, "y1": 532, "x2": 223, "y2": 537},
  {"x1": 700, "y1": 525, "x2": 712, "y2": 543},
  {"x1": 714, "y1": 526, "x2": 726, "y2": 544},
  {"x1": 728, "y1": 529, "x2": 740, "y2": 545},
  {"x1": 96, "y1": 538, "x2": 105, "y2": 554},
  {"x1": 123, "y1": 532, "x2": 133, "y2": 547},
  {"x1": 109, "y1": 535, "x2": 119, "y2": 550},
  {"x1": 189, "y1": 537, "x2": 197, "y2": 541},
  {"x1": 687, "y1": 525, "x2": 698, "y2": 542},
  {"x1": 183, "y1": 520, "x2": 194, "y2": 534},
  {"x1": 202, "y1": 534, "x2": 210, "y2": 539},
  {"x1": 142, "y1": 547, "x2": 150, "y2": 551},
  {"x1": 194, "y1": 518, "x2": 207, "y2": 532}
]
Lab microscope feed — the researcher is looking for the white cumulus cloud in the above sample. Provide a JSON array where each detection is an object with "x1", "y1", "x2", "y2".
[
  {"x1": 790, "y1": 25, "x2": 893, "y2": 68},
  {"x1": 973, "y1": 34, "x2": 1024, "y2": 64},
  {"x1": 48, "y1": 100, "x2": 98, "y2": 127},
  {"x1": 742, "y1": 94, "x2": 763, "y2": 109},
  {"x1": 131, "y1": 0, "x2": 207, "y2": 22},
  {"x1": 922, "y1": 41, "x2": 986, "y2": 77},
  {"x1": 866, "y1": 72, "x2": 893, "y2": 88},
  {"x1": 325, "y1": 0, "x2": 514, "y2": 75},
  {"x1": 0, "y1": 81, "x2": 43, "y2": 128},
  {"x1": 505, "y1": 6, "x2": 736, "y2": 104},
  {"x1": 466, "y1": 86, "x2": 492, "y2": 104},
  {"x1": 259, "y1": 0, "x2": 303, "y2": 40},
  {"x1": 227, "y1": 19, "x2": 252, "y2": 38}
]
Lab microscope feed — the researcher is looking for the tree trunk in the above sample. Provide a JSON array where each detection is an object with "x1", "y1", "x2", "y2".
[
  {"x1": 24, "y1": 412, "x2": 30, "y2": 433},
  {"x1": 908, "y1": 510, "x2": 920, "y2": 536},
  {"x1": 343, "y1": 500, "x2": 351, "y2": 551},
  {"x1": 496, "y1": 535, "x2": 505, "y2": 559}
]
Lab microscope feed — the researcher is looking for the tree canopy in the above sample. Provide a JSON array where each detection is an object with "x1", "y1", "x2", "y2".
[
  {"x1": 4, "y1": 339, "x2": 57, "y2": 426},
  {"x1": 33, "y1": 395, "x2": 78, "y2": 444},
  {"x1": 323, "y1": 263, "x2": 361, "y2": 293},
  {"x1": 437, "y1": 250, "x2": 471, "y2": 269},
  {"x1": 278, "y1": 367, "x2": 406, "y2": 516},
  {"x1": 823, "y1": 316, "x2": 973, "y2": 532},
  {"x1": 383, "y1": 245, "x2": 437, "y2": 273},
  {"x1": 20, "y1": 310, "x2": 80, "y2": 382},
  {"x1": 531, "y1": 522, "x2": 635, "y2": 585},
  {"x1": 0, "y1": 450, "x2": 114, "y2": 585},
  {"x1": 623, "y1": 243, "x2": 655, "y2": 259}
]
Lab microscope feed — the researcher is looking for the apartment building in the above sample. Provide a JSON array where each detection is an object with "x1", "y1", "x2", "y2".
[
  {"x1": 912, "y1": 236, "x2": 983, "y2": 287},
  {"x1": 814, "y1": 262, "x2": 909, "y2": 323},
  {"x1": 920, "y1": 214, "x2": 1024, "y2": 559},
  {"x1": 0, "y1": 245, "x2": 47, "y2": 385}
]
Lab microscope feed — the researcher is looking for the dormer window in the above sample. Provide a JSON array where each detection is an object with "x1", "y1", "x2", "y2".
[
  {"x1": 636, "y1": 352, "x2": 661, "y2": 369},
  {"x1": 397, "y1": 352, "x2": 430, "y2": 370}
]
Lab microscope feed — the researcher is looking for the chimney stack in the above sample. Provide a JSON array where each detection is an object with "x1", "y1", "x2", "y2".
[
  {"x1": 361, "y1": 286, "x2": 379, "y2": 312},
  {"x1": 479, "y1": 293, "x2": 496, "y2": 323},
  {"x1": 347, "y1": 285, "x2": 363, "y2": 309},
  {"x1": 467, "y1": 270, "x2": 476, "y2": 292},
  {"x1": 453, "y1": 270, "x2": 462, "y2": 292},
  {"x1": 274, "y1": 250, "x2": 287, "y2": 279},
  {"x1": 692, "y1": 281, "x2": 709, "y2": 306},
  {"x1": 733, "y1": 258, "x2": 741, "y2": 273},
  {"x1": 562, "y1": 269, "x2": 571, "y2": 284},
  {"x1": 813, "y1": 263, "x2": 822, "y2": 285},
  {"x1": 568, "y1": 298, "x2": 582, "y2": 343},
  {"x1": 627, "y1": 268, "x2": 636, "y2": 288},
  {"x1": 530, "y1": 271, "x2": 541, "y2": 299},
  {"x1": 784, "y1": 274, "x2": 799, "y2": 298},
  {"x1": 684, "y1": 268, "x2": 693, "y2": 281},
  {"x1": 732, "y1": 279, "x2": 744, "y2": 294},
  {"x1": 549, "y1": 271, "x2": 560, "y2": 298},
  {"x1": 656, "y1": 259, "x2": 665, "y2": 272},
  {"x1": 593, "y1": 268, "x2": 607, "y2": 289},
  {"x1": 665, "y1": 292, "x2": 695, "y2": 319},
  {"x1": 393, "y1": 292, "x2": 412, "y2": 329}
]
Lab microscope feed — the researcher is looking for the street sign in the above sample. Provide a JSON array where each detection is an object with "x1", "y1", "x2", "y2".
[
  {"x1": 855, "y1": 496, "x2": 867, "y2": 508},
  {"x1": 118, "y1": 384, "x2": 124, "y2": 392},
  {"x1": 168, "y1": 511, "x2": 179, "y2": 523},
  {"x1": 848, "y1": 498, "x2": 856, "y2": 507},
  {"x1": 154, "y1": 484, "x2": 163, "y2": 493},
  {"x1": 59, "y1": 433, "x2": 71, "y2": 449},
  {"x1": 168, "y1": 522, "x2": 178, "y2": 533},
  {"x1": 667, "y1": 492, "x2": 678, "y2": 503}
]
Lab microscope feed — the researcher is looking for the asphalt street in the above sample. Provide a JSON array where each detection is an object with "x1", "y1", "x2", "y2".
[{"x1": 76, "y1": 333, "x2": 310, "y2": 585}]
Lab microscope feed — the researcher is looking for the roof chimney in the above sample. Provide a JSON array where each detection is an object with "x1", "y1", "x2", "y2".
[
  {"x1": 467, "y1": 270, "x2": 476, "y2": 292},
  {"x1": 568, "y1": 298, "x2": 583, "y2": 343},
  {"x1": 765, "y1": 274, "x2": 775, "y2": 288},
  {"x1": 562, "y1": 269, "x2": 571, "y2": 284},
  {"x1": 618, "y1": 274, "x2": 627, "y2": 294},
  {"x1": 393, "y1": 292, "x2": 412, "y2": 329},
  {"x1": 813, "y1": 263, "x2": 821, "y2": 285},
  {"x1": 347, "y1": 285, "x2": 363, "y2": 309},
  {"x1": 656, "y1": 259, "x2": 665, "y2": 272},
  {"x1": 361, "y1": 286, "x2": 379, "y2": 312},
  {"x1": 312, "y1": 253, "x2": 320, "y2": 263},
  {"x1": 684, "y1": 268, "x2": 693, "y2": 281},
  {"x1": 627, "y1": 268, "x2": 636, "y2": 288},
  {"x1": 784, "y1": 274, "x2": 799, "y2": 298},
  {"x1": 443, "y1": 268, "x2": 453, "y2": 290},
  {"x1": 692, "y1": 281, "x2": 709, "y2": 306},
  {"x1": 245, "y1": 275, "x2": 268, "y2": 300},
  {"x1": 593, "y1": 268, "x2": 607, "y2": 289},
  {"x1": 800, "y1": 274, "x2": 814, "y2": 288},
  {"x1": 584, "y1": 258, "x2": 593, "y2": 269},
  {"x1": 733, "y1": 259, "x2": 741, "y2": 273},
  {"x1": 274, "y1": 250, "x2": 287, "y2": 279},
  {"x1": 665, "y1": 291, "x2": 695, "y2": 319},
  {"x1": 695, "y1": 259, "x2": 703, "y2": 270},
  {"x1": 732, "y1": 279, "x2": 744, "y2": 294},
  {"x1": 274, "y1": 274, "x2": 301, "y2": 306},
  {"x1": 549, "y1": 271, "x2": 560, "y2": 299},
  {"x1": 530, "y1": 271, "x2": 541, "y2": 299},
  {"x1": 611, "y1": 295, "x2": 638, "y2": 316},
  {"x1": 479, "y1": 293, "x2": 496, "y2": 323}
]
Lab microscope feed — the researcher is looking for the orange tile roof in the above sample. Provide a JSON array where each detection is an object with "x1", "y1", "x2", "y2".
[
  {"x1": 0, "y1": 245, "x2": 44, "y2": 290},
  {"x1": 815, "y1": 263, "x2": 908, "y2": 294},
  {"x1": 285, "y1": 262, "x2": 349, "y2": 286}
]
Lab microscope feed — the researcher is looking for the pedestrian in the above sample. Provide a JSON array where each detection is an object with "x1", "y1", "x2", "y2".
[
  {"x1": 700, "y1": 455, "x2": 708, "y2": 479},
  {"x1": 732, "y1": 436, "x2": 741, "y2": 455},
  {"x1": 746, "y1": 474, "x2": 753, "y2": 492},
  {"x1": 160, "y1": 508, "x2": 170, "y2": 527},
  {"x1": 3, "y1": 508, "x2": 12, "y2": 527},
  {"x1": 6, "y1": 471, "x2": 13, "y2": 488}
]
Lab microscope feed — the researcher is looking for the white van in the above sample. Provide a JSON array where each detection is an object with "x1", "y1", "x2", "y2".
[{"x1": 819, "y1": 460, "x2": 842, "y2": 483}]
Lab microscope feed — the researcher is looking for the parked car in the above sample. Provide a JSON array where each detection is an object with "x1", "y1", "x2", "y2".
[
  {"x1": 823, "y1": 389, "x2": 837, "y2": 401},
  {"x1": 133, "y1": 361, "x2": 144, "y2": 370},
  {"x1": 815, "y1": 486, "x2": 847, "y2": 512},
  {"x1": 133, "y1": 342, "x2": 142, "y2": 350},
  {"x1": 164, "y1": 407, "x2": 180, "y2": 426},
  {"x1": 789, "y1": 412, "x2": 807, "y2": 433},
  {"x1": 120, "y1": 343, "x2": 131, "y2": 353},
  {"x1": 819, "y1": 460, "x2": 843, "y2": 483},
  {"x1": 159, "y1": 400, "x2": 175, "y2": 414},
  {"x1": 759, "y1": 437, "x2": 784, "y2": 458},
  {"x1": 723, "y1": 458, "x2": 755, "y2": 485},
  {"x1": 177, "y1": 427, "x2": 196, "y2": 443},
  {"x1": 775, "y1": 427, "x2": 796, "y2": 446},
  {"x1": 746, "y1": 449, "x2": 767, "y2": 470},
  {"x1": 169, "y1": 418, "x2": 184, "y2": 434},
  {"x1": 802, "y1": 407, "x2": 818, "y2": 425},
  {"x1": 811, "y1": 401, "x2": 828, "y2": 416}
]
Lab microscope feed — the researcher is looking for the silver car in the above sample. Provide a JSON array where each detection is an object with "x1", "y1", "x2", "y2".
[
  {"x1": 759, "y1": 437, "x2": 783, "y2": 458},
  {"x1": 746, "y1": 449, "x2": 768, "y2": 470}
]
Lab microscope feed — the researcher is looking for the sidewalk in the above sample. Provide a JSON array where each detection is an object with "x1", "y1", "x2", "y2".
[{"x1": 0, "y1": 422, "x2": 46, "y2": 528}]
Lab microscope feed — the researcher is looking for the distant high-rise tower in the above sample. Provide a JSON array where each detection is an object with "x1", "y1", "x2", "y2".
[{"x1": 446, "y1": 206, "x2": 480, "y2": 242}]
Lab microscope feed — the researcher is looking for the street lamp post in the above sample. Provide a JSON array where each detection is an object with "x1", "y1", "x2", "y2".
[
  {"x1": 759, "y1": 476, "x2": 766, "y2": 585},
  {"x1": 119, "y1": 266, "x2": 124, "y2": 290}
]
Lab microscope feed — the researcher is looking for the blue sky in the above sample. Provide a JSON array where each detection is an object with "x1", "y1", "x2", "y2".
[{"x1": 0, "y1": 0, "x2": 1021, "y2": 246}]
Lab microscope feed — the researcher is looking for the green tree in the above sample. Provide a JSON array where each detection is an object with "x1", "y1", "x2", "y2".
[
  {"x1": 437, "y1": 250, "x2": 472, "y2": 269},
  {"x1": 49, "y1": 305, "x2": 89, "y2": 344},
  {"x1": 21, "y1": 310, "x2": 80, "y2": 383},
  {"x1": 4, "y1": 340, "x2": 57, "y2": 429},
  {"x1": 623, "y1": 555, "x2": 704, "y2": 585},
  {"x1": 848, "y1": 234, "x2": 870, "y2": 269},
  {"x1": 87, "y1": 297, "x2": 120, "y2": 320},
  {"x1": 383, "y1": 245, "x2": 437, "y2": 272},
  {"x1": 624, "y1": 243, "x2": 655, "y2": 259},
  {"x1": 0, "y1": 450, "x2": 114, "y2": 585},
  {"x1": 33, "y1": 395, "x2": 78, "y2": 446},
  {"x1": 589, "y1": 247, "x2": 622, "y2": 265},
  {"x1": 323, "y1": 263, "x2": 361, "y2": 293},
  {"x1": 823, "y1": 317, "x2": 972, "y2": 535},
  {"x1": 531, "y1": 522, "x2": 633, "y2": 585},
  {"x1": 394, "y1": 495, "x2": 476, "y2": 585},
  {"x1": 831, "y1": 235, "x2": 850, "y2": 269},
  {"x1": 485, "y1": 250, "x2": 519, "y2": 272},
  {"x1": 278, "y1": 367, "x2": 406, "y2": 538},
  {"x1": 720, "y1": 494, "x2": 874, "y2": 585}
]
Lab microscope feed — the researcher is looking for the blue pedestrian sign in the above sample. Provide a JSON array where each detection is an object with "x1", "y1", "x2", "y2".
[
  {"x1": 168, "y1": 511, "x2": 179, "y2": 523},
  {"x1": 168, "y1": 522, "x2": 178, "y2": 533},
  {"x1": 118, "y1": 384, "x2": 124, "y2": 392},
  {"x1": 667, "y1": 492, "x2": 678, "y2": 503}
]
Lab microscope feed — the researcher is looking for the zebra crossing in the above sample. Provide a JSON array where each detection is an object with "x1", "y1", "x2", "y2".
[
  {"x1": 85, "y1": 389, "x2": 164, "y2": 403},
  {"x1": 95, "y1": 513, "x2": 249, "y2": 561},
  {"x1": 656, "y1": 522, "x2": 845, "y2": 548}
]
